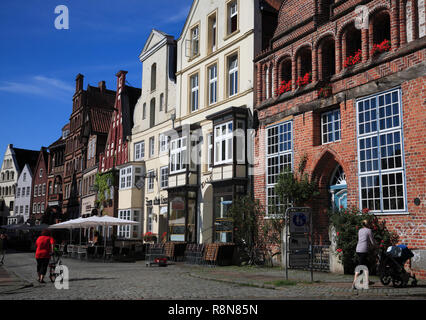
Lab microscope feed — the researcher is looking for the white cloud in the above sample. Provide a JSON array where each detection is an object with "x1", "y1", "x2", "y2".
[
  {"x1": 163, "y1": 5, "x2": 190, "y2": 24},
  {"x1": 0, "y1": 75, "x2": 74, "y2": 100}
]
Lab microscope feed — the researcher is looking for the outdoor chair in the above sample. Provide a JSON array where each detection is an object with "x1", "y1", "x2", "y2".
[
  {"x1": 194, "y1": 244, "x2": 205, "y2": 265},
  {"x1": 77, "y1": 245, "x2": 88, "y2": 260},
  {"x1": 67, "y1": 245, "x2": 74, "y2": 258},
  {"x1": 145, "y1": 243, "x2": 166, "y2": 267},
  {"x1": 105, "y1": 246, "x2": 113, "y2": 261}
]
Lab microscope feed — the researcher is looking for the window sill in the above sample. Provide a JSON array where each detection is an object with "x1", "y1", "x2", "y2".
[
  {"x1": 188, "y1": 53, "x2": 201, "y2": 62},
  {"x1": 224, "y1": 29, "x2": 240, "y2": 41}
]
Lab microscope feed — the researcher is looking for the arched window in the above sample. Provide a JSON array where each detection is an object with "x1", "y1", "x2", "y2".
[
  {"x1": 319, "y1": 36, "x2": 336, "y2": 81},
  {"x1": 150, "y1": 98, "x2": 156, "y2": 128},
  {"x1": 151, "y1": 63, "x2": 157, "y2": 91},
  {"x1": 372, "y1": 11, "x2": 391, "y2": 45},
  {"x1": 6, "y1": 171, "x2": 9, "y2": 180},
  {"x1": 342, "y1": 23, "x2": 362, "y2": 68},
  {"x1": 295, "y1": 46, "x2": 312, "y2": 87}
]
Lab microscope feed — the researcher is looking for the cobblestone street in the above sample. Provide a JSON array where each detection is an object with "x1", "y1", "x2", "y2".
[{"x1": 1, "y1": 252, "x2": 425, "y2": 300}]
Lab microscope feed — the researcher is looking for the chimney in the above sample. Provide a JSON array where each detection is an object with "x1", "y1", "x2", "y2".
[
  {"x1": 76, "y1": 74, "x2": 84, "y2": 92},
  {"x1": 98, "y1": 81, "x2": 106, "y2": 92},
  {"x1": 116, "y1": 70, "x2": 128, "y2": 90}
]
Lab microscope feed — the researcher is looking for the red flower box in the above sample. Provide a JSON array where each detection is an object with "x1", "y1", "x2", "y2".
[
  {"x1": 343, "y1": 49, "x2": 362, "y2": 68},
  {"x1": 370, "y1": 39, "x2": 391, "y2": 57}
]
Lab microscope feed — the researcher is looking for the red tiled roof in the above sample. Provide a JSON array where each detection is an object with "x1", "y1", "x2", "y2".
[{"x1": 90, "y1": 108, "x2": 113, "y2": 134}]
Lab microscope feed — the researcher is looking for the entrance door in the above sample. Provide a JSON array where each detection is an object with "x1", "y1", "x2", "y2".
[{"x1": 329, "y1": 165, "x2": 347, "y2": 210}]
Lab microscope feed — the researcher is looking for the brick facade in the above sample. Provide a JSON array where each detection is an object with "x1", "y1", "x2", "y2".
[{"x1": 254, "y1": 0, "x2": 426, "y2": 277}]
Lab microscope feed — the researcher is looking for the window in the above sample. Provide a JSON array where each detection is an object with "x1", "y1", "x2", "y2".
[
  {"x1": 190, "y1": 25, "x2": 199, "y2": 57},
  {"x1": 207, "y1": 133, "x2": 213, "y2": 171},
  {"x1": 42, "y1": 183, "x2": 46, "y2": 196},
  {"x1": 41, "y1": 203, "x2": 44, "y2": 214},
  {"x1": 214, "y1": 121, "x2": 233, "y2": 165},
  {"x1": 134, "y1": 141, "x2": 145, "y2": 161},
  {"x1": 151, "y1": 63, "x2": 157, "y2": 91},
  {"x1": 160, "y1": 93, "x2": 164, "y2": 112},
  {"x1": 190, "y1": 73, "x2": 199, "y2": 112},
  {"x1": 39, "y1": 169, "x2": 43, "y2": 178},
  {"x1": 322, "y1": 109, "x2": 341, "y2": 144},
  {"x1": 208, "y1": 13, "x2": 217, "y2": 53},
  {"x1": 159, "y1": 134, "x2": 169, "y2": 154},
  {"x1": 23, "y1": 173, "x2": 26, "y2": 182},
  {"x1": 147, "y1": 170, "x2": 155, "y2": 192},
  {"x1": 20, "y1": 206, "x2": 23, "y2": 214},
  {"x1": 357, "y1": 88, "x2": 406, "y2": 213},
  {"x1": 16, "y1": 188, "x2": 20, "y2": 198},
  {"x1": 208, "y1": 64, "x2": 218, "y2": 105},
  {"x1": 147, "y1": 207, "x2": 153, "y2": 233},
  {"x1": 118, "y1": 210, "x2": 131, "y2": 238},
  {"x1": 228, "y1": 55, "x2": 238, "y2": 97},
  {"x1": 26, "y1": 186, "x2": 30, "y2": 196},
  {"x1": 150, "y1": 98, "x2": 156, "y2": 128},
  {"x1": 34, "y1": 185, "x2": 38, "y2": 197},
  {"x1": 266, "y1": 121, "x2": 293, "y2": 215},
  {"x1": 25, "y1": 205, "x2": 29, "y2": 214},
  {"x1": 149, "y1": 137, "x2": 155, "y2": 158},
  {"x1": 120, "y1": 167, "x2": 133, "y2": 190},
  {"x1": 170, "y1": 137, "x2": 187, "y2": 174},
  {"x1": 143, "y1": 103, "x2": 146, "y2": 120},
  {"x1": 227, "y1": 0, "x2": 238, "y2": 35},
  {"x1": 160, "y1": 166, "x2": 169, "y2": 189},
  {"x1": 33, "y1": 203, "x2": 37, "y2": 213}
]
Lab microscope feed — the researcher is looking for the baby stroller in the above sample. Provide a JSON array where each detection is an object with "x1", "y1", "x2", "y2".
[
  {"x1": 377, "y1": 245, "x2": 417, "y2": 288},
  {"x1": 49, "y1": 248, "x2": 64, "y2": 283}
]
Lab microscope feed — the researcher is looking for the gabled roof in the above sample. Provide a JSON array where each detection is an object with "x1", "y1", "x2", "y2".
[
  {"x1": 139, "y1": 29, "x2": 175, "y2": 61},
  {"x1": 48, "y1": 137, "x2": 65, "y2": 149},
  {"x1": 90, "y1": 108, "x2": 114, "y2": 134},
  {"x1": 13, "y1": 147, "x2": 40, "y2": 173},
  {"x1": 85, "y1": 85, "x2": 116, "y2": 110}
]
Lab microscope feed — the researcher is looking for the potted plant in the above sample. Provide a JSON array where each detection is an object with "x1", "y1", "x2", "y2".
[{"x1": 143, "y1": 232, "x2": 157, "y2": 243}]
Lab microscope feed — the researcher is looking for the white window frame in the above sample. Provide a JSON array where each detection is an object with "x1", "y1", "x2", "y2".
[
  {"x1": 170, "y1": 137, "x2": 187, "y2": 174},
  {"x1": 118, "y1": 210, "x2": 132, "y2": 239},
  {"x1": 207, "y1": 133, "x2": 213, "y2": 171},
  {"x1": 265, "y1": 120, "x2": 293, "y2": 216},
  {"x1": 191, "y1": 25, "x2": 199, "y2": 57},
  {"x1": 149, "y1": 137, "x2": 155, "y2": 158},
  {"x1": 214, "y1": 121, "x2": 234, "y2": 165},
  {"x1": 208, "y1": 64, "x2": 218, "y2": 105},
  {"x1": 147, "y1": 170, "x2": 155, "y2": 192},
  {"x1": 228, "y1": 55, "x2": 238, "y2": 97},
  {"x1": 322, "y1": 109, "x2": 341, "y2": 144},
  {"x1": 160, "y1": 166, "x2": 169, "y2": 189},
  {"x1": 159, "y1": 134, "x2": 169, "y2": 154},
  {"x1": 134, "y1": 141, "x2": 145, "y2": 161},
  {"x1": 228, "y1": 0, "x2": 238, "y2": 35},
  {"x1": 356, "y1": 88, "x2": 407, "y2": 214},
  {"x1": 120, "y1": 167, "x2": 133, "y2": 190},
  {"x1": 190, "y1": 73, "x2": 199, "y2": 112}
]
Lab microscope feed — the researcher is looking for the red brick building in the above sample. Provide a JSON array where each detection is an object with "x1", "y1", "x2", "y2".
[
  {"x1": 62, "y1": 74, "x2": 116, "y2": 219},
  {"x1": 254, "y1": 0, "x2": 425, "y2": 276},
  {"x1": 98, "y1": 70, "x2": 141, "y2": 217},
  {"x1": 30, "y1": 147, "x2": 49, "y2": 222},
  {"x1": 45, "y1": 124, "x2": 69, "y2": 222}
]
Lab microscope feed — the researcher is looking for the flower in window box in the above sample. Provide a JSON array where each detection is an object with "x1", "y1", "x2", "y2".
[
  {"x1": 370, "y1": 39, "x2": 391, "y2": 57},
  {"x1": 343, "y1": 49, "x2": 362, "y2": 68},
  {"x1": 296, "y1": 72, "x2": 311, "y2": 88},
  {"x1": 318, "y1": 84, "x2": 332, "y2": 98}
]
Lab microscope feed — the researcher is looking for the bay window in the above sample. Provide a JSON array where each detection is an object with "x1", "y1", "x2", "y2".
[
  {"x1": 170, "y1": 137, "x2": 187, "y2": 174},
  {"x1": 214, "y1": 121, "x2": 233, "y2": 165}
]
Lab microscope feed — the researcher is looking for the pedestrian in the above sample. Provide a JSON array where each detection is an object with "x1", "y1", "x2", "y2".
[
  {"x1": 0, "y1": 233, "x2": 7, "y2": 265},
  {"x1": 352, "y1": 219, "x2": 376, "y2": 289},
  {"x1": 35, "y1": 229, "x2": 55, "y2": 283}
]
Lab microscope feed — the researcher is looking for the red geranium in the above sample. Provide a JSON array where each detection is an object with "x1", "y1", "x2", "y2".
[
  {"x1": 343, "y1": 49, "x2": 362, "y2": 68},
  {"x1": 371, "y1": 39, "x2": 391, "y2": 57}
]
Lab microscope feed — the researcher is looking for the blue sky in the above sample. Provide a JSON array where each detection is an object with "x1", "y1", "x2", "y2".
[{"x1": 0, "y1": 0, "x2": 192, "y2": 158}]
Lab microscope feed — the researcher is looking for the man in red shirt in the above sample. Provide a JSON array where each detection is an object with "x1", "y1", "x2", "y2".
[{"x1": 35, "y1": 229, "x2": 55, "y2": 283}]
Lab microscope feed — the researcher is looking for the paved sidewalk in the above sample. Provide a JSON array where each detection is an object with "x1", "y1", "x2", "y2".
[
  {"x1": 180, "y1": 264, "x2": 426, "y2": 299},
  {"x1": 0, "y1": 265, "x2": 33, "y2": 295}
]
